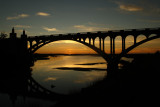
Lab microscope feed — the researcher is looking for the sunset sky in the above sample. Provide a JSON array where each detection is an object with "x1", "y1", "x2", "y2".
[{"x1": 0, "y1": 0, "x2": 160, "y2": 54}]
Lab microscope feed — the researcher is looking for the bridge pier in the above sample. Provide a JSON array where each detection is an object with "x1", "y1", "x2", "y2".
[
  {"x1": 93, "y1": 38, "x2": 95, "y2": 46},
  {"x1": 107, "y1": 58, "x2": 119, "y2": 77},
  {"x1": 35, "y1": 41, "x2": 38, "y2": 47},
  {"x1": 83, "y1": 37, "x2": 86, "y2": 43},
  {"x1": 113, "y1": 37, "x2": 115, "y2": 55},
  {"x1": 79, "y1": 38, "x2": 82, "y2": 42},
  {"x1": 89, "y1": 38, "x2": 91, "y2": 45},
  {"x1": 110, "y1": 37, "x2": 115, "y2": 55},
  {"x1": 110, "y1": 38, "x2": 113, "y2": 55},
  {"x1": 99, "y1": 37, "x2": 102, "y2": 50},
  {"x1": 134, "y1": 35, "x2": 137, "y2": 45},
  {"x1": 122, "y1": 37, "x2": 126, "y2": 52},
  {"x1": 102, "y1": 38, "x2": 105, "y2": 52},
  {"x1": 145, "y1": 33, "x2": 150, "y2": 39}
]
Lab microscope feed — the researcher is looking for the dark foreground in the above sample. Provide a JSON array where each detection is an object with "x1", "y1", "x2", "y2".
[{"x1": 54, "y1": 53, "x2": 160, "y2": 107}]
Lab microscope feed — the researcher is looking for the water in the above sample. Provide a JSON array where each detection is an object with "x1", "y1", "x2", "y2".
[
  {"x1": 32, "y1": 55, "x2": 107, "y2": 94},
  {"x1": 0, "y1": 55, "x2": 107, "y2": 107},
  {"x1": 1, "y1": 54, "x2": 159, "y2": 107}
]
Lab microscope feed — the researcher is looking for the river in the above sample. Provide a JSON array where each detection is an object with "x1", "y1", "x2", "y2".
[{"x1": 32, "y1": 55, "x2": 107, "y2": 94}]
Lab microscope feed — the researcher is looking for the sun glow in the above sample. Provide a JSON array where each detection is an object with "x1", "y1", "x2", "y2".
[
  {"x1": 35, "y1": 40, "x2": 96, "y2": 54},
  {"x1": 63, "y1": 40, "x2": 77, "y2": 43}
]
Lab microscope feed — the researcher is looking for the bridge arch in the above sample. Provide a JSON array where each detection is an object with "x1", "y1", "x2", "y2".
[
  {"x1": 27, "y1": 27, "x2": 160, "y2": 70},
  {"x1": 29, "y1": 39, "x2": 110, "y2": 62},
  {"x1": 120, "y1": 34, "x2": 160, "y2": 56}
]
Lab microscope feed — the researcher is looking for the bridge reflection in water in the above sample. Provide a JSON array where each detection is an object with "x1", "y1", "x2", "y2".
[{"x1": 0, "y1": 56, "x2": 65, "y2": 107}]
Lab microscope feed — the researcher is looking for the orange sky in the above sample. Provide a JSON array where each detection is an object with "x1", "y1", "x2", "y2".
[{"x1": 34, "y1": 37, "x2": 160, "y2": 54}]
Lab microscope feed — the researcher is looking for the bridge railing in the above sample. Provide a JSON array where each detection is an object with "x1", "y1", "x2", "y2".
[{"x1": 27, "y1": 27, "x2": 160, "y2": 38}]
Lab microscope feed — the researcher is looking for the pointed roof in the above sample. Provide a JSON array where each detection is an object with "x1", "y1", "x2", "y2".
[
  {"x1": 23, "y1": 29, "x2": 25, "y2": 35},
  {"x1": 12, "y1": 27, "x2": 15, "y2": 33}
]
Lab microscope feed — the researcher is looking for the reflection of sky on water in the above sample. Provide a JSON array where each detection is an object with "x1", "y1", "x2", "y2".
[{"x1": 32, "y1": 55, "x2": 107, "y2": 94}]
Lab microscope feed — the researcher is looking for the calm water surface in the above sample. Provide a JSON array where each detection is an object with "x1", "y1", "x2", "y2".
[
  {"x1": 0, "y1": 55, "x2": 107, "y2": 107},
  {"x1": 32, "y1": 55, "x2": 107, "y2": 94}
]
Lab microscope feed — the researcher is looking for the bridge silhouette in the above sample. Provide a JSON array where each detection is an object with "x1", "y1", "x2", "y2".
[
  {"x1": 6, "y1": 27, "x2": 160, "y2": 71},
  {"x1": 24, "y1": 27, "x2": 160, "y2": 68}
]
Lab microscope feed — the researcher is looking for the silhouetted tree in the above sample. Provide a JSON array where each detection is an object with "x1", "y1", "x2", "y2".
[{"x1": 0, "y1": 32, "x2": 8, "y2": 39}]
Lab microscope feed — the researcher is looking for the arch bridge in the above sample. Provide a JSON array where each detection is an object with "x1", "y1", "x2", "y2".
[{"x1": 26, "y1": 27, "x2": 160, "y2": 66}]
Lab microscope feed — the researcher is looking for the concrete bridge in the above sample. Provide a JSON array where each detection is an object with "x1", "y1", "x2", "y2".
[
  {"x1": 9, "y1": 27, "x2": 160, "y2": 68},
  {"x1": 26, "y1": 28, "x2": 160, "y2": 64}
]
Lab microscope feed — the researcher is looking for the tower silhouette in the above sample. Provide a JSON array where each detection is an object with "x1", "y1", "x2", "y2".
[
  {"x1": 10, "y1": 27, "x2": 17, "y2": 39},
  {"x1": 21, "y1": 29, "x2": 27, "y2": 39}
]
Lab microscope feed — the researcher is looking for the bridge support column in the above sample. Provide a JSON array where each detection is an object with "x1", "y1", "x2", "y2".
[
  {"x1": 99, "y1": 37, "x2": 102, "y2": 50},
  {"x1": 36, "y1": 40, "x2": 39, "y2": 47},
  {"x1": 122, "y1": 37, "x2": 125, "y2": 52},
  {"x1": 107, "y1": 60, "x2": 119, "y2": 77},
  {"x1": 89, "y1": 38, "x2": 91, "y2": 45},
  {"x1": 102, "y1": 38, "x2": 105, "y2": 52},
  {"x1": 134, "y1": 36, "x2": 137, "y2": 45},
  {"x1": 83, "y1": 38, "x2": 86, "y2": 43},
  {"x1": 110, "y1": 38, "x2": 113, "y2": 55},
  {"x1": 110, "y1": 37, "x2": 115, "y2": 55},
  {"x1": 93, "y1": 38, "x2": 95, "y2": 46},
  {"x1": 113, "y1": 38, "x2": 115, "y2": 55}
]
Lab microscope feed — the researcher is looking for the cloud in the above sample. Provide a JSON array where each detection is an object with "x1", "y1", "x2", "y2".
[
  {"x1": 119, "y1": 4, "x2": 143, "y2": 12},
  {"x1": 115, "y1": 1, "x2": 143, "y2": 12},
  {"x1": 114, "y1": 1, "x2": 160, "y2": 16},
  {"x1": 36, "y1": 12, "x2": 50, "y2": 16},
  {"x1": 43, "y1": 27, "x2": 58, "y2": 32},
  {"x1": 7, "y1": 14, "x2": 29, "y2": 20},
  {"x1": 15, "y1": 25, "x2": 31, "y2": 28},
  {"x1": 74, "y1": 25, "x2": 109, "y2": 32}
]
